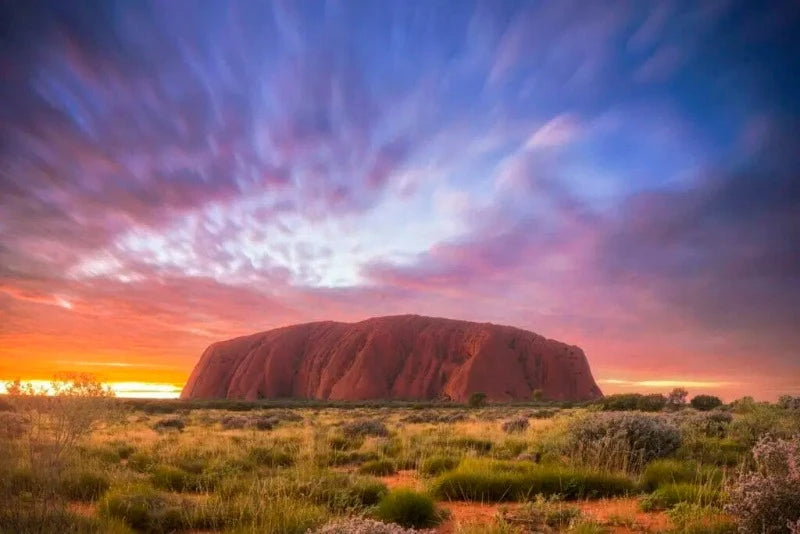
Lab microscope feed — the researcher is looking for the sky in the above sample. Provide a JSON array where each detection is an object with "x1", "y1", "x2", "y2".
[{"x1": 1, "y1": 0, "x2": 798, "y2": 400}]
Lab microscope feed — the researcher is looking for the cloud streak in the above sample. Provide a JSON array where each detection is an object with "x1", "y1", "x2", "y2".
[{"x1": 1, "y1": 0, "x2": 798, "y2": 399}]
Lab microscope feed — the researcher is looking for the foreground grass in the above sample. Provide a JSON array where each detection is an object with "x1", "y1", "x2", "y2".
[
  {"x1": 431, "y1": 459, "x2": 635, "y2": 502},
  {"x1": 1, "y1": 397, "x2": 796, "y2": 533}
]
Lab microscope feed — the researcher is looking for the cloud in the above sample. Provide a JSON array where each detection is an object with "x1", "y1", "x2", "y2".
[
  {"x1": 1, "y1": 1, "x2": 798, "y2": 400},
  {"x1": 525, "y1": 114, "x2": 581, "y2": 149}
]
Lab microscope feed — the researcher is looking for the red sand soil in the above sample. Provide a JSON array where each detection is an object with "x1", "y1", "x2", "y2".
[
  {"x1": 381, "y1": 469, "x2": 425, "y2": 491},
  {"x1": 379, "y1": 472, "x2": 671, "y2": 533}
]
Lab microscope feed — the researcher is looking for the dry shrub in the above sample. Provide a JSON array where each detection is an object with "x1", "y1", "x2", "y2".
[
  {"x1": 342, "y1": 419, "x2": 389, "y2": 438},
  {"x1": 567, "y1": 412, "x2": 681, "y2": 472},
  {"x1": 501, "y1": 418, "x2": 529, "y2": 433},
  {"x1": 310, "y1": 517, "x2": 433, "y2": 533}
]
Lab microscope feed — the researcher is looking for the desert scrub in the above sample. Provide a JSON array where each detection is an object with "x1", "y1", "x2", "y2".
[
  {"x1": 270, "y1": 471, "x2": 388, "y2": 510},
  {"x1": 99, "y1": 485, "x2": 185, "y2": 532},
  {"x1": 127, "y1": 451, "x2": 157, "y2": 472},
  {"x1": 310, "y1": 517, "x2": 432, "y2": 533},
  {"x1": 675, "y1": 436, "x2": 746, "y2": 467},
  {"x1": 328, "y1": 433, "x2": 365, "y2": 451},
  {"x1": 431, "y1": 459, "x2": 634, "y2": 502},
  {"x1": 189, "y1": 495, "x2": 325, "y2": 533},
  {"x1": 152, "y1": 416, "x2": 185, "y2": 432},
  {"x1": 500, "y1": 495, "x2": 582, "y2": 530},
  {"x1": 501, "y1": 418, "x2": 530, "y2": 433},
  {"x1": 454, "y1": 519, "x2": 523, "y2": 534},
  {"x1": 0, "y1": 412, "x2": 27, "y2": 440},
  {"x1": 434, "y1": 436, "x2": 493, "y2": 453},
  {"x1": 400, "y1": 411, "x2": 468, "y2": 424},
  {"x1": 319, "y1": 450, "x2": 381, "y2": 467},
  {"x1": 375, "y1": 489, "x2": 441, "y2": 528},
  {"x1": 420, "y1": 455, "x2": 460, "y2": 476},
  {"x1": 0, "y1": 503, "x2": 131, "y2": 534},
  {"x1": 59, "y1": 470, "x2": 111, "y2": 501},
  {"x1": 678, "y1": 411, "x2": 733, "y2": 439},
  {"x1": 150, "y1": 464, "x2": 216, "y2": 492},
  {"x1": 567, "y1": 412, "x2": 681, "y2": 472},
  {"x1": 690, "y1": 395, "x2": 723, "y2": 412},
  {"x1": 641, "y1": 482, "x2": 721, "y2": 511},
  {"x1": 641, "y1": 459, "x2": 723, "y2": 491},
  {"x1": 725, "y1": 435, "x2": 800, "y2": 533},
  {"x1": 494, "y1": 438, "x2": 528, "y2": 459},
  {"x1": 667, "y1": 503, "x2": 736, "y2": 534},
  {"x1": 358, "y1": 458, "x2": 398, "y2": 476},
  {"x1": 219, "y1": 414, "x2": 249, "y2": 429},
  {"x1": 251, "y1": 415, "x2": 279, "y2": 430},
  {"x1": 342, "y1": 419, "x2": 389, "y2": 437},
  {"x1": 247, "y1": 446, "x2": 295, "y2": 467}
]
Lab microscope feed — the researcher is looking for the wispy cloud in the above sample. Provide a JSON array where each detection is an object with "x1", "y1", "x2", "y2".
[{"x1": 0, "y1": 1, "x2": 798, "y2": 399}]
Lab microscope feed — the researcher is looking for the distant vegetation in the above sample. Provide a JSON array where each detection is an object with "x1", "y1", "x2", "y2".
[{"x1": 1, "y1": 378, "x2": 799, "y2": 533}]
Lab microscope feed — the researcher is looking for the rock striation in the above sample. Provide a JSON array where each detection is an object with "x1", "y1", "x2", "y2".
[{"x1": 180, "y1": 315, "x2": 603, "y2": 402}]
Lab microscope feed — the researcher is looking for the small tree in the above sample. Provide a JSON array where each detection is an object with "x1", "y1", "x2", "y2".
[
  {"x1": 531, "y1": 389, "x2": 544, "y2": 402},
  {"x1": 637, "y1": 393, "x2": 667, "y2": 412},
  {"x1": 6, "y1": 373, "x2": 115, "y2": 471},
  {"x1": 690, "y1": 394, "x2": 722, "y2": 411},
  {"x1": 468, "y1": 392, "x2": 487, "y2": 408},
  {"x1": 666, "y1": 388, "x2": 688, "y2": 411}
]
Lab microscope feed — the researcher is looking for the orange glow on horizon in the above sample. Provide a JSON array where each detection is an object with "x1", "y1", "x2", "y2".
[{"x1": 0, "y1": 379, "x2": 182, "y2": 399}]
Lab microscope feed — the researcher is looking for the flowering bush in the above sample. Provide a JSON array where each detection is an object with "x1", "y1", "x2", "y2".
[
  {"x1": 308, "y1": 517, "x2": 433, "y2": 533},
  {"x1": 725, "y1": 436, "x2": 800, "y2": 533}
]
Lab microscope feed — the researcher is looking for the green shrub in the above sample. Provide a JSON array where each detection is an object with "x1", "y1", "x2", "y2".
[
  {"x1": 729, "y1": 405, "x2": 799, "y2": 447},
  {"x1": 690, "y1": 395, "x2": 723, "y2": 412},
  {"x1": 150, "y1": 465, "x2": 204, "y2": 492},
  {"x1": 358, "y1": 458, "x2": 397, "y2": 476},
  {"x1": 676, "y1": 437, "x2": 746, "y2": 466},
  {"x1": 420, "y1": 455, "x2": 460, "y2": 476},
  {"x1": 342, "y1": 419, "x2": 389, "y2": 438},
  {"x1": 110, "y1": 441, "x2": 136, "y2": 460},
  {"x1": 247, "y1": 446, "x2": 295, "y2": 467},
  {"x1": 468, "y1": 393, "x2": 487, "y2": 408},
  {"x1": 668, "y1": 503, "x2": 737, "y2": 534},
  {"x1": 597, "y1": 393, "x2": 666, "y2": 412},
  {"x1": 285, "y1": 472, "x2": 388, "y2": 510},
  {"x1": 0, "y1": 503, "x2": 130, "y2": 534},
  {"x1": 571, "y1": 520, "x2": 607, "y2": 534},
  {"x1": 431, "y1": 460, "x2": 634, "y2": 502},
  {"x1": 374, "y1": 489, "x2": 440, "y2": 528},
  {"x1": 60, "y1": 470, "x2": 111, "y2": 501},
  {"x1": 435, "y1": 436, "x2": 493, "y2": 453},
  {"x1": 500, "y1": 495, "x2": 582, "y2": 529},
  {"x1": 328, "y1": 434, "x2": 364, "y2": 451},
  {"x1": 320, "y1": 450, "x2": 381, "y2": 467},
  {"x1": 99, "y1": 486, "x2": 184, "y2": 532},
  {"x1": 568, "y1": 412, "x2": 681, "y2": 471},
  {"x1": 642, "y1": 483, "x2": 721, "y2": 510},
  {"x1": 127, "y1": 451, "x2": 156, "y2": 472},
  {"x1": 641, "y1": 459, "x2": 722, "y2": 491},
  {"x1": 495, "y1": 439, "x2": 528, "y2": 459}
]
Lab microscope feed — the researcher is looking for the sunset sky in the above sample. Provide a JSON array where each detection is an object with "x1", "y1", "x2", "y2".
[{"x1": 1, "y1": 1, "x2": 798, "y2": 400}]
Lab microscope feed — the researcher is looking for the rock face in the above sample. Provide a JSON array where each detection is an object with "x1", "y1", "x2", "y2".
[{"x1": 181, "y1": 315, "x2": 603, "y2": 402}]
